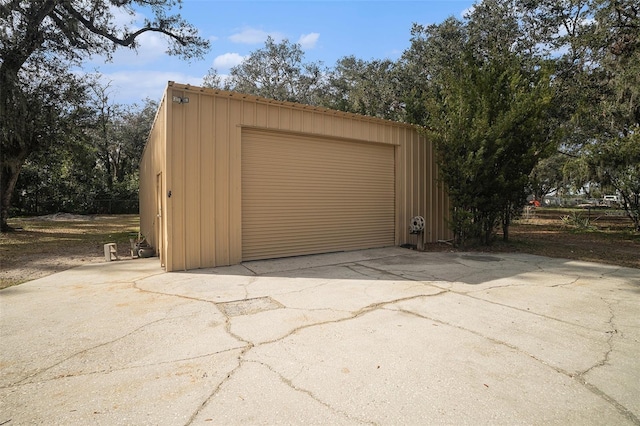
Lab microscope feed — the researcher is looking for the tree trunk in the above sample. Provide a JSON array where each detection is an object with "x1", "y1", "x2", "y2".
[
  {"x1": 502, "y1": 205, "x2": 511, "y2": 242},
  {"x1": 620, "y1": 192, "x2": 640, "y2": 232},
  {"x1": 0, "y1": 56, "x2": 26, "y2": 232},
  {"x1": 1, "y1": 155, "x2": 26, "y2": 232}
]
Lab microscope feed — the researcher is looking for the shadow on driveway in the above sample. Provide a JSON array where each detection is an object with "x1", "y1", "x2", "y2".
[{"x1": 1, "y1": 247, "x2": 639, "y2": 425}]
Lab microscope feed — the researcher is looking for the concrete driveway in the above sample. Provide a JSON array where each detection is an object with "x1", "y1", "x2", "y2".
[{"x1": 1, "y1": 247, "x2": 639, "y2": 425}]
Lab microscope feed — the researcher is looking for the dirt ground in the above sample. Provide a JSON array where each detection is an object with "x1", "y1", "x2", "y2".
[
  {"x1": 424, "y1": 208, "x2": 640, "y2": 270},
  {"x1": 1, "y1": 210, "x2": 638, "y2": 289},
  {"x1": 0, "y1": 214, "x2": 140, "y2": 289},
  {"x1": 498, "y1": 221, "x2": 639, "y2": 269}
]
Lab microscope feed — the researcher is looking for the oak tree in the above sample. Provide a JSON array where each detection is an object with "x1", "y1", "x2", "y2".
[
  {"x1": 213, "y1": 37, "x2": 325, "y2": 105},
  {"x1": 403, "y1": 1, "x2": 557, "y2": 244},
  {"x1": 0, "y1": 0, "x2": 209, "y2": 231}
]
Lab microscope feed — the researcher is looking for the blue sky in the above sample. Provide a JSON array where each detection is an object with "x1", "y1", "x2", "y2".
[{"x1": 89, "y1": 1, "x2": 476, "y2": 105}]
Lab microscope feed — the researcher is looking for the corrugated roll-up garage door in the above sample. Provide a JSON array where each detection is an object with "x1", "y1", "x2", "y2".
[{"x1": 242, "y1": 129, "x2": 395, "y2": 261}]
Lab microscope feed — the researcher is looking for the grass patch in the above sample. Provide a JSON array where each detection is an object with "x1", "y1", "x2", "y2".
[
  {"x1": 424, "y1": 208, "x2": 639, "y2": 270},
  {"x1": 1, "y1": 208, "x2": 638, "y2": 290},
  {"x1": 0, "y1": 214, "x2": 140, "y2": 289},
  {"x1": 502, "y1": 214, "x2": 639, "y2": 269}
]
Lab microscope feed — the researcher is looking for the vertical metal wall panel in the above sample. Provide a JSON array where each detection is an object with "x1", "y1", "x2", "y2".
[
  {"x1": 243, "y1": 99, "x2": 255, "y2": 127},
  {"x1": 184, "y1": 94, "x2": 201, "y2": 270},
  {"x1": 139, "y1": 94, "x2": 167, "y2": 265},
  {"x1": 397, "y1": 128, "x2": 409, "y2": 242},
  {"x1": 256, "y1": 103, "x2": 267, "y2": 128},
  {"x1": 291, "y1": 109, "x2": 302, "y2": 132},
  {"x1": 241, "y1": 129, "x2": 396, "y2": 261},
  {"x1": 228, "y1": 98, "x2": 243, "y2": 265},
  {"x1": 163, "y1": 95, "x2": 173, "y2": 269},
  {"x1": 303, "y1": 110, "x2": 312, "y2": 133},
  {"x1": 168, "y1": 89, "x2": 186, "y2": 271},
  {"x1": 413, "y1": 130, "x2": 421, "y2": 229},
  {"x1": 214, "y1": 96, "x2": 230, "y2": 266},
  {"x1": 394, "y1": 126, "x2": 452, "y2": 247},
  {"x1": 279, "y1": 106, "x2": 290, "y2": 130},
  {"x1": 199, "y1": 94, "x2": 216, "y2": 267},
  {"x1": 140, "y1": 83, "x2": 452, "y2": 272}
]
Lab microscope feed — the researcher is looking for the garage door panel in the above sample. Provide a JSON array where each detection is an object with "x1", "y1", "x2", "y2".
[{"x1": 242, "y1": 130, "x2": 395, "y2": 261}]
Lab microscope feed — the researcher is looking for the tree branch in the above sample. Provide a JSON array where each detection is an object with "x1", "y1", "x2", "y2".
[{"x1": 61, "y1": 2, "x2": 187, "y2": 48}]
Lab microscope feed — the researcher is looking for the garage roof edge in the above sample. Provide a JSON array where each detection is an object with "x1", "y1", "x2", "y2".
[{"x1": 167, "y1": 81, "x2": 419, "y2": 130}]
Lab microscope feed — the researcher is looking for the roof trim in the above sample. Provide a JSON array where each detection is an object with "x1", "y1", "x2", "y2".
[{"x1": 166, "y1": 81, "x2": 417, "y2": 129}]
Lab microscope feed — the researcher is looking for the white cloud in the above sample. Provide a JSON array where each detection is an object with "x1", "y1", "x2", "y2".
[
  {"x1": 297, "y1": 33, "x2": 320, "y2": 49},
  {"x1": 229, "y1": 27, "x2": 285, "y2": 44},
  {"x1": 461, "y1": 5, "x2": 475, "y2": 19},
  {"x1": 130, "y1": 31, "x2": 168, "y2": 59},
  {"x1": 213, "y1": 53, "x2": 245, "y2": 70},
  {"x1": 109, "y1": 4, "x2": 140, "y2": 30},
  {"x1": 93, "y1": 70, "x2": 204, "y2": 104},
  {"x1": 89, "y1": 4, "x2": 211, "y2": 67},
  {"x1": 86, "y1": 29, "x2": 170, "y2": 67}
]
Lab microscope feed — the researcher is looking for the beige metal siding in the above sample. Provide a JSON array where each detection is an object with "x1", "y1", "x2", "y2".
[
  {"x1": 140, "y1": 82, "x2": 451, "y2": 272},
  {"x1": 139, "y1": 96, "x2": 167, "y2": 267},
  {"x1": 242, "y1": 129, "x2": 395, "y2": 261},
  {"x1": 395, "y1": 126, "x2": 451, "y2": 244}
]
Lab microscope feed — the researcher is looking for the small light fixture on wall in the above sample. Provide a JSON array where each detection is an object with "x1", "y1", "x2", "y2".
[{"x1": 172, "y1": 96, "x2": 189, "y2": 104}]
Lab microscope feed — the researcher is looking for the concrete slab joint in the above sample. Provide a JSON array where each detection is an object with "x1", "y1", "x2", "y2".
[{"x1": 1, "y1": 248, "x2": 639, "y2": 425}]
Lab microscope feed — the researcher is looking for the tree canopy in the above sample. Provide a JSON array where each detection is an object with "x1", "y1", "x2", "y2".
[
  {"x1": 205, "y1": 37, "x2": 325, "y2": 105},
  {"x1": 204, "y1": 38, "x2": 405, "y2": 120},
  {"x1": 0, "y1": 0, "x2": 209, "y2": 231},
  {"x1": 3, "y1": 0, "x2": 639, "y2": 237},
  {"x1": 401, "y1": 3, "x2": 558, "y2": 244}
]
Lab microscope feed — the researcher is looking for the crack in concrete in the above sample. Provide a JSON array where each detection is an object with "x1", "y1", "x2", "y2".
[
  {"x1": 576, "y1": 296, "x2": 619, "y2": 376},
  {"x1": 184, "y1": 313, "x2": 254, "y2": 426},
  {"x1": 3, "y1": 296, "x2": 212, "y2": 388},
  {"x1": 460, "y1": 290, "x2": 607, "y2": 333},
  {"x1": 574, "y1": 298, "x2": 640, "y2": 426},
  {"x1": 397, "y1": 302, "x2": 640, "y2": 425},
  {"x1": 271, "y1": 278, "x2": 334, "y2": 297},
  {"x1": 182, "y1": 291, "x2": 449, "y2": 424},
  {"x1": 350, "y1": 263, "x2": 458, "y2": 296},
  {"x1": 132, "y1": 281, "x2": 260, "y2": 346},
  {"x1": 354, "y1": 262, "x2": 431, "y2": 281},
  {"x1": 463, "y1": 281, "x2": 529, "y2": 293},
  {"x1": 358, "y1": 264, "x2": 544, "y2": 302},
  {"x1": 204, "y1": 269, "x2": 634, "y2": 425},
  {"x1": 3, "y1": 347, "x2": 246, "y2": 388},
  {"x1": 401, "y1": 273, "x2": 455, "y2": 288},
  {"x1": 285, "y1": 306, "x2": 352, "y2": 314},
  {"x1": 397, "y1": 306, "x2": 576, "y2": 376},
  {"x1": 126, "y1": 259, "x2": 638, "y2": 424},
  {"x1": 263, "y1": 292, "x2": 449, "y2": 347},
  {"x1": 4, "y1": 313, "x2": 183, "y2": 388},
  {"x1": 357, "y1": 260, "x2": 472, "y2": 284},
  {"x1": 133, "y1": 281, "x2": 221, "y2": 305},
  {"x1": 240, "y1": 264, "x2": 258, "y2": 275},
  {"x1": 549, "y1": 275, "x2": 582, "y2": 288},
  {"x1": 344, "y1": 264, "x2": 380, "y2": 279},
  {"x1": 183, "y1": 350, "x2": 250, "y2": 426},
  {"x1": 247, "y1": 359, "x2": 376, "y2": 425},
  {"x1": 344, "y1": 263, "x2": 412, "y2": 282},
  {"x1": 133, "y1": 269, "x2": 415, "y2": 424},
  {"x1": 409, "y1": 268, "x2": 638, "y2": 424},
  {"x1": 7, "y1": 253, "x2": 635, "y2": 425},
  {"x1": 238, "y1": 252, "x2": 426, "y2": 277},
  {"x1": 577, "y1": 380, "x2": 640, "y2": 425},
  {"x1": 239, "y1": 276, "x2": 259, "y2": 300}
]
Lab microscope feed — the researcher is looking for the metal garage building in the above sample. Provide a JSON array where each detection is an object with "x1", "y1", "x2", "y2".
[{"x1": 140, "y1": 82, "x2": 450, "y2": 272}]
